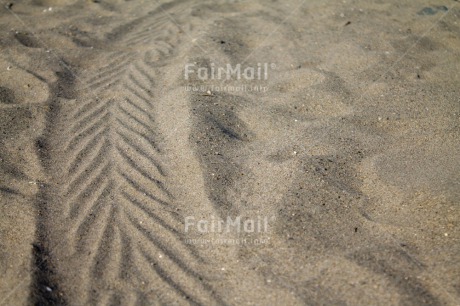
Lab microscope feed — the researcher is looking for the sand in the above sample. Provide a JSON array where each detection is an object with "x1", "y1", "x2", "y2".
[{"x1": 0, "y1": 0, "x2": 459, "y2": 305}]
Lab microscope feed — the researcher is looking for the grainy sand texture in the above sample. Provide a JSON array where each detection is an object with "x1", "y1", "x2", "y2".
[{"x1": 0, "y1": 0, "x2": 459, "y2": 305}]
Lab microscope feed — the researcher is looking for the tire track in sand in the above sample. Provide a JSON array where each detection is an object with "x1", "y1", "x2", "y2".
[{"x1": 33, "y1": 2, "x2": 223, "y2": 305}]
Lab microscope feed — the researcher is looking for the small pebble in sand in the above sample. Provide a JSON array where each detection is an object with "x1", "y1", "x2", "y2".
[
  {"x1": 444, "y1": 233, "x2": 448, "y2": 237},
  {"x1": 418, "y1": 6, "x2": 448, "y2": 16},
  {"x1": 202, "y1": 90, "x2": 213, "y2": 96},
  {"x1": 45, "y1": 286, "x2": 52, "y2": 292},
  {"x1": 7, "y1": 66, "x2": 12, "y2": 70}
]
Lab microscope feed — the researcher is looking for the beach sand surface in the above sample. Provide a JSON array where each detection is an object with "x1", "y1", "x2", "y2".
[{"x1": 0, "y1": 0, "x2": 459, "y2": 305}]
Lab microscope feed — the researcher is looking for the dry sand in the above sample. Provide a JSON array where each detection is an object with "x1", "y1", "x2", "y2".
[{"x1": 0, "y1": 0, "x2": 459, "y2": 305}]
